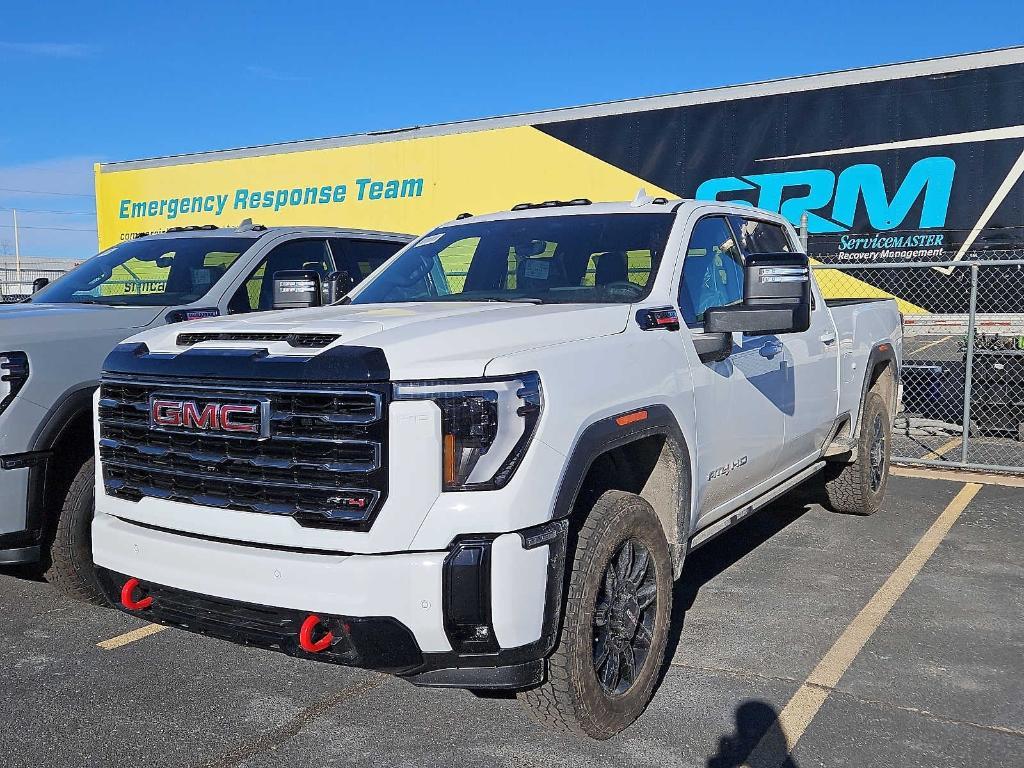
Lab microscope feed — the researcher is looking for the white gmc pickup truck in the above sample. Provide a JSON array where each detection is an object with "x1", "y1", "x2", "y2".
[{"x1": 92, "y1": 197, "x2": 901, "y2": 738}]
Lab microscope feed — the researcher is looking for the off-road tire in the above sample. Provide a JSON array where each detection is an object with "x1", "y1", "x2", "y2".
[
  {"x1": 823, "y1": 392, "x2": 891, "y2": 516},
  {"x1": 43, "y1": 458, "x2": 106, "y2": 604},
  {"x1": 518, "y1": 490, "x2": 673, "y2": 739}
]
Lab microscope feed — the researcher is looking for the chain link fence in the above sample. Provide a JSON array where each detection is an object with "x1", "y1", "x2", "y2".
[
  {"x1": 812, "y1": 249, "x2": 1024, "y2": 474},
  {"x1": 0, "y1": 267, "x2": 69, "y2": 302}
]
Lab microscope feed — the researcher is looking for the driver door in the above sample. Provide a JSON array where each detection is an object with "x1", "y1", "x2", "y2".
[{"x1": 675, "y1": 214, "x2": 788, "y2": 527}]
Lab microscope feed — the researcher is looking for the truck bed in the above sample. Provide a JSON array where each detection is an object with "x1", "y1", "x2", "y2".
[
  {"x1": 827, "y1": 297, "x2": 903, "y2": 426},
  {"x1": 825, "y1": 298, "x2": 891, "y2": 307}
]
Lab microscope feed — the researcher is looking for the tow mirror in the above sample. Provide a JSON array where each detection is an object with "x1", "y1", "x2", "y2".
[
  {"x1": 692, "y1": 332, "x2": 733, "y2": 364},
  {"x1": 705, "y1": 252, "x2": 811, "y2": 336},
  {"x1": 272, "y1": 270, "x2": 322, "y2": 310},
  {"x1": 325, "y1": 270, "x2": 355, "y2": 304},
  {"x1": 32, "y1": 277, "x2": 49, "y2": 293}
]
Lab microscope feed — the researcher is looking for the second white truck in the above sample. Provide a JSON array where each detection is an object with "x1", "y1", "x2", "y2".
[{"x1": 91, "y1": 197, "x2": 901, "y2": 738}]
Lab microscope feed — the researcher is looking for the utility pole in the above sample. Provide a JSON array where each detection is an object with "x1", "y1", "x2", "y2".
[{"x1": 12, "y1": 209, "x2": 20, "y2": 282}]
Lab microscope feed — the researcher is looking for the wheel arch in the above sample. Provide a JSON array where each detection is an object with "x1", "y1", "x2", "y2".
[
  {"x1": 549, "y1": 405, "x2": 692, "y2": 577},
  {"x1": 855, "y1": 342, "x2": 900, "y2": 436},
  {"x1": 26, "y1": 385, "x2": 96, "y2": 538}
]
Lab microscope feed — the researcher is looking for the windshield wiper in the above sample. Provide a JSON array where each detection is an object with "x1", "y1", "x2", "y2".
[
  {"x1": 479, "y1": 297, "x2": 544, "y2": 305},
  {"x1": 67, "y1": 298, "x2": 130, "y2": 306}
]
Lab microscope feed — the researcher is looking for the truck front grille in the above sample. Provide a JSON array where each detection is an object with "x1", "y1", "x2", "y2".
[{"x1": 98, "y1": 377, "x2": 388, "y2": 529}]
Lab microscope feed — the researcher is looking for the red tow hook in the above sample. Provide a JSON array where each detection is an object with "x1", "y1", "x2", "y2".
[
  {"x1": 120, "y1": 578, "x2": 153, "y2": 611},
  {"x1": 299, "y1": 614, "x2": 334, "y2": 653}
]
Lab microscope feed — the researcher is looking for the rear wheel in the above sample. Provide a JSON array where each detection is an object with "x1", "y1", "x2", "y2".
[
  {"x1": 823, "y1": 392, "x2": 891, "y2": 516},
  {"x1": 43, "y1": 458, "x2": 106, "y2": 605},
  {"x1": 518, "y1": 490, "x2": 673, "y2": 739}
]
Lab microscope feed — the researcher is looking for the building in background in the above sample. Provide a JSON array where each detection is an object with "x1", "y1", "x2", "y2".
[
  {"x1": 0, "y1": 256, "x2": 80, "y2": 302},
  {"x1": 94, "y1": 48, "x2": 1024, "y2": 312}
]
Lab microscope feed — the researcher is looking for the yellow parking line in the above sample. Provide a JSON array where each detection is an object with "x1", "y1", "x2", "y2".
[
  {"x1": 98, "y1": 623, "x2": 167, "y2": 650},
  {"x1": 910, "y1": 334, "x2": 953, "y2": 357},
  {"x1": 921, "y1": 436, "x2": 962, "y2": 461},
  {"x1": 743, "y1": 482, "x2": 983, "y2": 767},
  {"x1": 892, "y1": 465, "x2": 1024, "y2": 488}
]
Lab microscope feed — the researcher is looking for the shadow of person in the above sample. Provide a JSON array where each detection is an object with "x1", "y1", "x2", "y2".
[{"x1": 707, "y1": 700, "x2": 798, "y2": 768}]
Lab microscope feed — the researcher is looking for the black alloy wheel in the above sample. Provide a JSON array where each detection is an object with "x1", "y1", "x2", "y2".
[{"x1": 593, "y1": 539, "x2": 658, "y2": 696}]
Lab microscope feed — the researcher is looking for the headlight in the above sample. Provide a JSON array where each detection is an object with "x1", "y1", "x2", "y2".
[
  {"x1": 393, "y1": 372, "x2": 542, "y2": 491},
  {"x1": 0, "y1": 352, "x2": 29, "y2": 415}
]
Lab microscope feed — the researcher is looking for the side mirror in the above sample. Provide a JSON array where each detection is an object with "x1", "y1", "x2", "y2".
[
  {"x1": 32, "y1": 277, "x2": 50, "y2": 293},
  {"x1": 272, "y1": 270, "x2": 322, "y2": 310},
  {"x1": 325, "y1": 270, "x2": 355, "y2": 304},
  {"x1": 705, "y1": 252, "x2": 811, "y2": 335},
  {"x1": 692, "y1": 332, "x2": 733, "y2": 364}
]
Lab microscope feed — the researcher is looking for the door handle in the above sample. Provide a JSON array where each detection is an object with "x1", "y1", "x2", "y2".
[
  {"x1": 759, "y1": 340, "x2": 784, "y2": 359},
  {"x1": 819, "y1": 332, "x2": 837, "y2": 345}
]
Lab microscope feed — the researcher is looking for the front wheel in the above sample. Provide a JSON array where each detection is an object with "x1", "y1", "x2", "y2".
[
  {"x1": 822, "y1": 392, "x2": 891, "y2": 516},
  {"x1": 43, "y1": 457, "x2": 107, "y2": 605},
  {"x1": 518, "y1": 490, "x2": 673, "y2": 739}
]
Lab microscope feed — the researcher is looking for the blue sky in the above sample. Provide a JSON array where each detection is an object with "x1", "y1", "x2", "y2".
[{"x1": 1, "y1": 1, "x2": 1021, "y2": 259}]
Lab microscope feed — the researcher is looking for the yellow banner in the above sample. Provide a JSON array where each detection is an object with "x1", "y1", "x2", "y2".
[{"x1": 95, "y1": 126, "x2": 673, "y2": 249}]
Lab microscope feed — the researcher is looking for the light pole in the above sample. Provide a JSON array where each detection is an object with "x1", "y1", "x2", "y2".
[{"x1": 12, "y1": 209, "x2": 20, "y2": 282}]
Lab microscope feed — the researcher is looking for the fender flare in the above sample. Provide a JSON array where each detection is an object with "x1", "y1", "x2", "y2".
[
  {"x1": 853, "y1": 342, "x2": 900, "y2": 437},
  {"x1": 25, "y1": 384, "x2": 97, "y2": 535},
  {"x1": 549, "y1": 404, "x2": 692, "y2": 570}
]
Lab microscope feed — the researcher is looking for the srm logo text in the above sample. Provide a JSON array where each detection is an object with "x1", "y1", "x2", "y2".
[{"x1": 696, "y1": 156, "x2": 955, "y2": 234}]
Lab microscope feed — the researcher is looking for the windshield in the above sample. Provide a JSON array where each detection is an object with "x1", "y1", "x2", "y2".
[
  {"x1": 350, "y1": 213, "x2": 675, "y2": 305},
  {"x1": 30, "y1": 236, "x2": 254, "y2": 306}
]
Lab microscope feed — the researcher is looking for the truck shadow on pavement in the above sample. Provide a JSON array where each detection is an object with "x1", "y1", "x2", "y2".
[
  {"x1": 0, "y1": 562, "x2": 45, "y2": 583},
  {"x1": 660, "y1": 494, "x2": 814, "y2": 768}
]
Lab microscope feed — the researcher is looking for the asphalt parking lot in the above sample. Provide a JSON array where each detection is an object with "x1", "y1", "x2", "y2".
[{"x1": 3, "y1": 471, "x2": 1022, "y2": 768}]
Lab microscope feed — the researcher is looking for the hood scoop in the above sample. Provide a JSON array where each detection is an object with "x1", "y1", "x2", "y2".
[{"x1": 176, "y1": 332, "x2": 340, "y2": 349}]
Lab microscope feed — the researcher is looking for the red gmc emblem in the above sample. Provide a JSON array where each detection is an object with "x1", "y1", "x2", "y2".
[{"x1": 149, "y1": 396, "x2": 267, "y2": 438}]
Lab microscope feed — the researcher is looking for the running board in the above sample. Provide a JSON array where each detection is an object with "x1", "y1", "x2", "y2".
[{"x1": 688, "y1": 461, "x2": 826, "y2": 552}]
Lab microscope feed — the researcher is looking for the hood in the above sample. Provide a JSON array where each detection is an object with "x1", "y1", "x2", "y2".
[
  {"x1": 0, "y1": 302, "x2": 164, "y2": 345},
  {"x1": 124, "y1": 302, "x2": 632, "y2": 379}
]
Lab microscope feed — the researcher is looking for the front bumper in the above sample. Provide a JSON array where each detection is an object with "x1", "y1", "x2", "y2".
[
  {"x1": 93, "y1": 514, "x2": 567, "y2": 688},
  {"x1": 0, "y1": 454, "x2": 44, "y2": 564},
  {"x1": 96, "y1": 566, "x2": 425, "y2": 672}
]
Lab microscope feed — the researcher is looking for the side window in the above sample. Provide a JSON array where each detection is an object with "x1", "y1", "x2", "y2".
[
  {"x1": 678, "y1": 216, "x2": 744, "y2": 325},
  {"x1": 228, "y1": 239, "x2": 332, "y2": 313},
  {"x1": 329, "y1": 238, "x2": 405, "y2": 283},
  {"x1": 729, "y1": 216, "x2": 792, "y2": 255}
]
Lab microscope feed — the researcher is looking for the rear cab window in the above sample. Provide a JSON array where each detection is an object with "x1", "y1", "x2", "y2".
[
  {"x1": 329, "y1": 238, "x2": 406, "y2": 282},
  {"x1": 728, "y1": 216, "x2": 793, "y2": 255}
]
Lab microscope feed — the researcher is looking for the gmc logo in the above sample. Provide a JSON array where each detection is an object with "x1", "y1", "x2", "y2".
[{"x1": 149, "y1": 396, "x2": 267, "y2": 438}]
